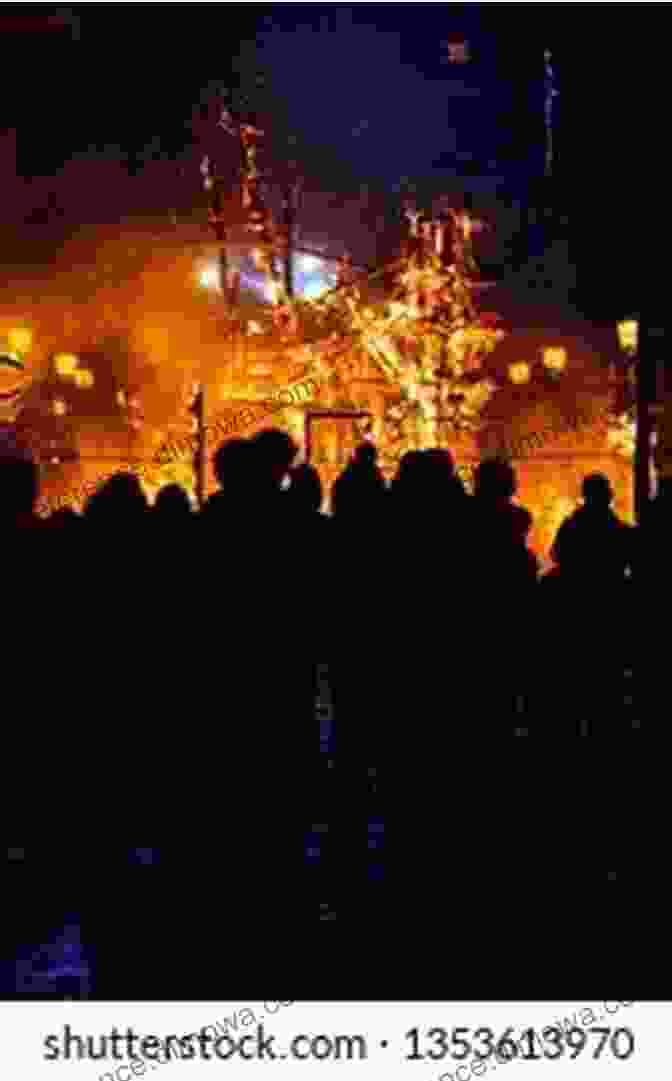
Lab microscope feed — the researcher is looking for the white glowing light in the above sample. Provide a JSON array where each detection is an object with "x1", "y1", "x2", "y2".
[
  {"x1": 299, "y1": 254, "x2": 322, "y2": 274},
  {"x1": 198, "y1": 266, "x2": 221, "y2": 290},
  {"x1": 303, "y1": 280, "x2": 330, "y2": 300},
  {"x1": 264, "y1": 280, "x2": 281, "y2": 304}
]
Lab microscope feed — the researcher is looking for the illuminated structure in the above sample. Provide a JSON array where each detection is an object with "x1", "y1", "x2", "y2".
[{"x1": 18, "y1": 68, "x2": 634, "y2": 557}]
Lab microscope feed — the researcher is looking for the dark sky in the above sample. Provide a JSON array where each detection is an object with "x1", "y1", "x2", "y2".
[
  {"x1": 2, "y1": 4, "x2": 662, "y2": 316},
  {"x1": 10, "y1": 4, "x2": 556, "y2": 186}
]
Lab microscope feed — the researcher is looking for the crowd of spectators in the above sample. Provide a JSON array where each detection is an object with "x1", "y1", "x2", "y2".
[{"x1": 2, "y1": 430, "x2": 647, "y2": 996}]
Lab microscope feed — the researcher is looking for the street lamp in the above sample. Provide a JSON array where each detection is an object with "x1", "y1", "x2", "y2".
[
  {"x1": 616, "y1": 319, "x2": 638, "y2": 355},
  {"x1": 542, "y1": 346, "x2": 567, "y2": 376},
  {"x1": 8, "y1": 328, "x2": 32, "y2": 354},
  {"x1": 509, "y1": 362, "x2": 531, "y2": 385},
  {"x1": 54, "y1": 353, "x2": 79, "y2": 377}
]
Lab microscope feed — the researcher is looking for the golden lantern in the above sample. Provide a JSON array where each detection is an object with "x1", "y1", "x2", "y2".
[
  {"x1": 8, "y1": 328, "x2": 32, "y2": 354},
  {"x1": 54, "y1": 353, "x2": 79, "y2": 377},
  {"x1": 542, "y1": 346, "x2": 567, "y2": 374},
  {"x1": 616, "y1": 319, "x2": 638, "y2": 356},
  {"x1": 52, "y1": 398, "x2": 67, "y2": 416},
  {"x1": 509, "y1": 362, "x2": 531, "y2": 385},
  {"x1": 74, "y1": 369, "x2": 94, "y2": 388}
]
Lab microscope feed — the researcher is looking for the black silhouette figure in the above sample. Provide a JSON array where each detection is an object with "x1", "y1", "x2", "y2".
[
  {"x1": 0, "y1": 456, "x2": 42, "y2": 530},
  {"x1": 538, "y1": 474, "x2": 633, "y2": 736},
  {"x1": 249, "y1": 427, "x2": 298, "y2": 496},
  {"x1": 154, "y1": 483, "x2": 193, "y2": 521},
  {"x1": 551, "y1": 473, "x2": 632, "y2": 580},
  {"x1": 473, "y1": 458, "x2": 534, "y2": 548},
  {"x1": 287, "y1": 462, "x2": 332, "y2": 545},
  {"x1": 331, "y1": 442, "x2": 387, "y2": 523},
  {"x1": 288, "y1": 462, "x2": 323, "y2": 514},
  {"x1": 46, "y1": 507, "x2": 81, "y2": 530},
  {"x1": 194, "y1": 429, "x2": 317, "y2": 973},
  {"x1": 201, "y1": 437, "x2": 251, "y2": 524},
  {"x1": 84, "y1": 472, "x2": 149, "y2": 528},
  {"x1": 1, "y1": 456, "x2": 47, "y2": 611}
]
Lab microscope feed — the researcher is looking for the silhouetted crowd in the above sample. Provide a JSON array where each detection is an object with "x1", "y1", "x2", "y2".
[{"x1": 2, "y1": 430, "x2": 648, "y2": 995}]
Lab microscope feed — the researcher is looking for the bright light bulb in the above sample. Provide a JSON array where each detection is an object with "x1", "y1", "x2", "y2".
[
  {"x1": 54, "y1": 353, "x2": 79, "y2": 377},
  {"x1": 199, "y1": 266, "x2": 221, "y2": 290},
  {"x1": 542, "y1": 347, "x2": 567, "y2": 373},
  {"x1": 265, "y1": 281, "x2": 280, "y2": 304},
  {"x1": 509, "y1": 362, "x2": 531, "y2": 385},
  {"x1": 8, "y1": 328, "x2": 32, "y2": 354},
  {"x1": 617, "y1": 319, "x2": 638, "y2": 355},
  {"x1": 299, "y1": 254, "x2": 322, "y2": 274}
]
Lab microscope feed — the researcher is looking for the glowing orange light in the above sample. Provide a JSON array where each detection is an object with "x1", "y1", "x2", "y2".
[
  {"x1": 542, "y1": 347, "x2": 567, "y2": 373},
  {"x1": 509, "y1": 362, "x2": 531, "y2": 385},
  {"x1": 54, "y1": 353, "x2": 79, "y2": 377},
  {"x1": 8, "y1": 328, "x2": 32, "y2": 354}
]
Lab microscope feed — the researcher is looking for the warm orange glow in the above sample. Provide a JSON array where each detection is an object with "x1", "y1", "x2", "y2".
[
  {"x1": 542, "y1": 347, "x2": 567, "y2": 373},
  {"x1": 509, "y1": 362, "x2": 531, "y2": 385},
  {"x1": 8, "y1": 328, "x2": 32, "y2": 354},
  {"x1": 74, "y1": 369, "x2": 94, "y2": 388},
  {"x1": 52, "y1": 398, "x2": 67, "y2": 416},
  {"x1": 0, "y1": 352, "x2": 27, "y2": 396},
  {"x1": 54, "y1": 352, "x2": 79, "y2": 377}
]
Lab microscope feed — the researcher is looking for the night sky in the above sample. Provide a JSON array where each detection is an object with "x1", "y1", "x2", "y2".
[
  {"x1": 9, "y1": 5, "x2": 556, "y2": 181},
  {"x1": 1, "y1": 4, "x2": 662, "y2": 316}
]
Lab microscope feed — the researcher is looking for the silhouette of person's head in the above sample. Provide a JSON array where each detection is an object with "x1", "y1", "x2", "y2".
[
  {"x1": 213, "y1": 438, "x2": 249, "y2": 491},
  {"x1": 393, "y1": 450, "x2": 424, "y2": 491},
  {"x1": 425, "y1": 448, "x2": 455, "y2": 470},
  {"x1": 85, "y1": 472, "x2": 148, "y2": 524},
  {"x1": 154, "y1": 484, "x2": 192, "y2": 518},
  {"x1": 513, "y1": 505, "x2": 533, "y2": 542},
  {"x1": 424, "y1": 448, "x2": 457, "y2": 483},
  {"x1": 289, "y1": 464, "x2": 323, "y2": 514},
  {"x1": 47, "y1": 507, "x2": 80, "y2": 528},
  {"x1": 1, "y1": 457, "x2": 39, "y2": 520},
  {"x1": 250, "y1": 429, "x2": 298, "y2": 489},
  {"x1": 354, "y1": 442, "x2": 378, "y2": 467},
  {"x1": 475, "y1": 458, "x2": 516, "y2": 501},
  {"x1": 582, "y1": 473, "x2": 612, "y2": 509}
]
